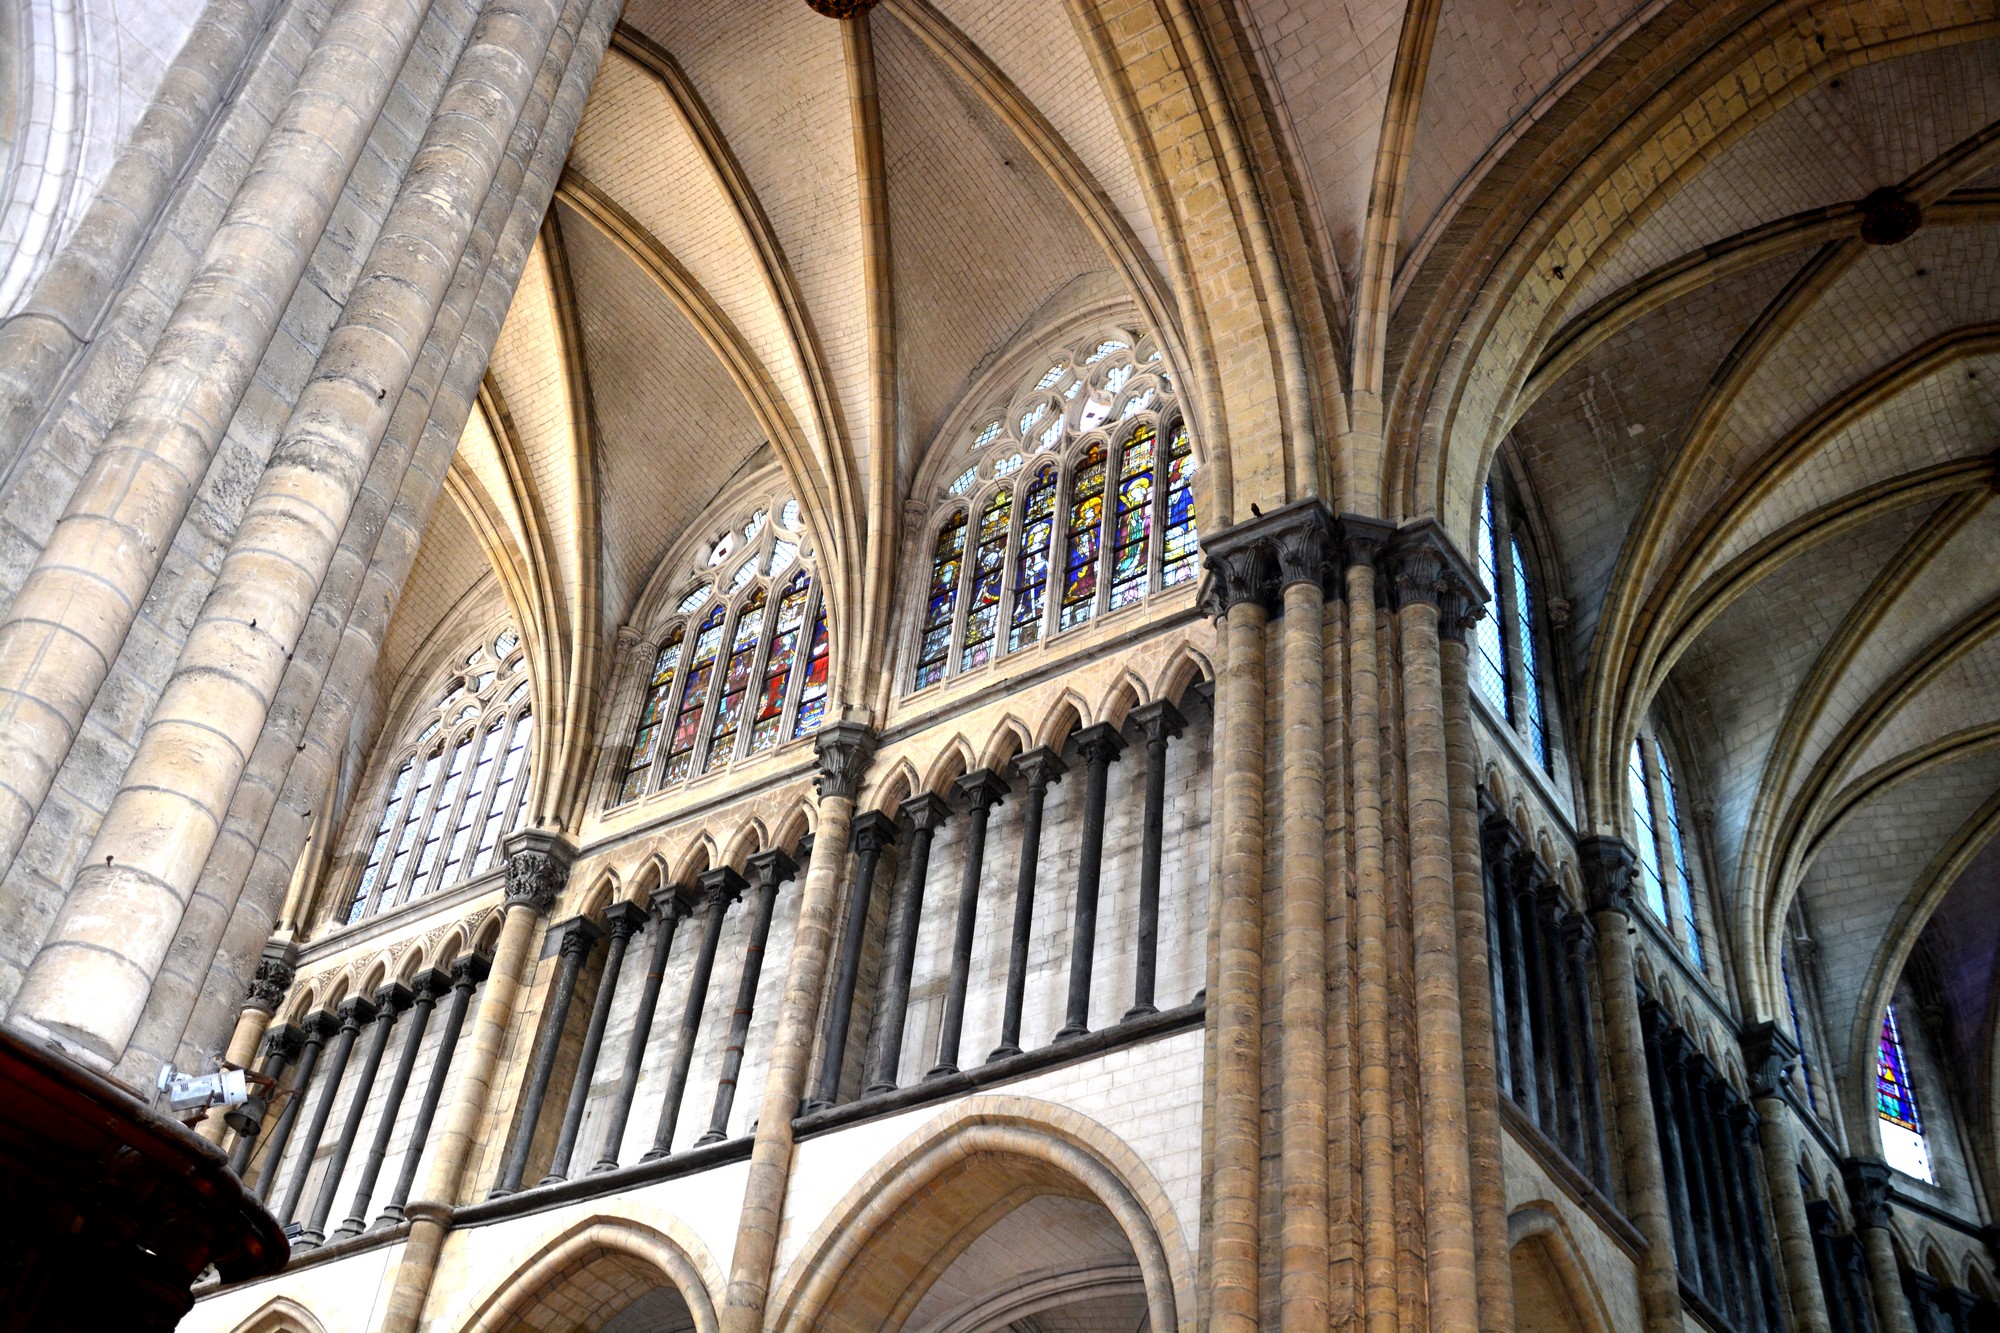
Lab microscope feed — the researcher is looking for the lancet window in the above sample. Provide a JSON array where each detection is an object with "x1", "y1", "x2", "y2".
[
  {"x1": 343, "y1": 627, "x2": 533, "y2": 924},
  {"x1": 908, "y1": 327, "x2": 1199, "y2": 692},
  {"x1": 1473, "y1": 468, "x2": 1557, "y2": 774},
  {"x1": 1628, "y1": 729, "x2": 1709, "y2": 968},
  {"x1": 1878, "y1": 1005, "x2": 1934, "y2": 1182},
  {"x1": 615, "y1": 492, "x2": 826, "y2": 805}
]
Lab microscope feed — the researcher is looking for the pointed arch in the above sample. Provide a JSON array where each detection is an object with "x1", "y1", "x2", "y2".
[
  {"x1": 576, "y1": 866, "x2": 621, "y2": 921},
  {"x1": 721, "y1": 817, "x2": 768, "y2": 873},
  {"x1": 1036, "y1": 692, "x2": 1090, "y2": 752},
  {"x1": 228, "y1": 1294, "x2": 328, "y2": 1333},
  {"x1": 923, "y1": 738, "x2": 975, "y2": 795},
  {"x1": 980, "y1": 717, "x2": 1032, "y2": 773},
  {"x1": 1507, "y1": 1203, "x2": 1618, "y2": 1333},
  {"x1": 1098, "y1": 675, "x2": 1147, "y2": 732},
  {"x1": 768, "y1": 1095, "x2": 1192, "y2": 1333},
  {"x1": 1153, "y1": 643, "x2": 1213, "y2": 710},
  {"x1": 671, "y1": 837, "x2": 715, "y2": 889},
  {"x1": 869, "y1": 760, "x2": 921, "y2": 817},
  {"x1": 454, "y1": 1213, "x2": 724, "y2": 1333}
]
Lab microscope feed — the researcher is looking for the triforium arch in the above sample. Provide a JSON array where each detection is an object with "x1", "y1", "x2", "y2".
[
  {"x1": 768, "y1": 1096, "x2": 1193, "y2": 1333},
  {"x1": 454, "y1": 1215, "x2": 724, "y2": 1333}
]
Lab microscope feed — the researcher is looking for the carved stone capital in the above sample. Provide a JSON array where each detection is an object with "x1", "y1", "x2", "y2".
[
  {"x1": 259, "y1": 1023, "x2": 305, "y2": 1066},
  {"x1": 748, "y1": 847, "x2": 799, "y2": 892},
  {"x1": 503, "y1": 829, "x2": 577, "y2": 913},
  {"x1": 601, "y1": 900, "x2": 649, "y2": 940},
  {"x1": 814, "y1": 723, "x2": 876, "y2": 802},
  {"x1": 411, "y1": 968, "x2": 453, "y2": 1004},
  {"x1": 1560, "y1": 911, "x2": 1597, "y2": 958},
  {"x1": 555, "y1": 915, "x2": 605, "y2": 960},
  {"x1": 1198, "y1": 499, "x2": 1338, "y2": 615},
  {"x1": 1012, "y1": 746, "x2": 1067, "y2": 790},
  {"x1": 953, "y1": 767, "x2": 1011, "y2": 812},
  {"x1": 1071, "y1": 721, "x2": 1127, "y2": 767},
  {"x1": 1843, "y1": 1157, "x2": 1896, "y2": 1230},
  {"x1": 1129, "y1": 699, "x2": 1185, "y2": 745},
  {"x1": 303, "y1": 1008, "x2": 340, "y2": 1041},
  {"x1": 451, "y1": 952, "x2": 492, "y2": 987},
  {"x1": 372, "y1": 982, "x2": 414, "y2": 1016},
  {"x1": 1577, "y1": 836, "x2": 1641, "y2": 919},
  {"x1": 654, "y1": 885, "x2": 698, "y2": 925},
  {"x1": 850, "y1": 809, "x2": 899, "y2": 854},
  {"x1": 900, "y1": 791, "x2": 953, "y2": 834},
  {"x1": 1385, "y1": 519, "x2": 1486, "y2": 639},
  {"x1": 1741, "y1": 1020, "x2": 1800, "y2": 1100},
  {"x1": 698, "y1": 866, "x2": 749, "y2": 910},
  {"x1": 335, "y1": 996, "x2": 378, "y2": 1029},
  {"x1": 245, "y1": 946, "x2": 297, "y2": 1014}
]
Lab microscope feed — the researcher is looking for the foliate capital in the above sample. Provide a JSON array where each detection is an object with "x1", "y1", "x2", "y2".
[
  {"x1": 953, "y1": 767, "x2": 1011, "y2": 812},
  {"x1": 451, "y1": 952, "x2": 493, "y2": 987},
  {"x1": 851, "y1": 809, "x2": 899, "y2": 855},
  {"x1": 503, "y1": 829, "x2": 577, "y2": 912},
  {"x1": 1386, "y1": 519, "x2": 1486, "y2": 639},
  {"x1": 601, "y1": 900, "x2": 649, "y2": 940},
  {"x1": 1128, "y1": 699, "x2": 1186, "y2": 746},
  {"x1": 1012, "y1": 746, "x2": 1067, "y2": 789},
  {"x1": 336, "y1": 995, "x2": 379, "y2": 1028},
  {"x1": 373, "y1": 982, "x2": 415, "y2": 1015},
  {"x1": 304, "y1": 1008, "x2": 339, "y2": 1041},
  {"x1": 260, "y1": 1023, "x2": 305, "y2": 1066},
  {"x1": 412, "y1": 968, "x2": 454, "y2": 1004},
  {"x1": 747, "y1": 847, "x2": 799, "y2": 892},
  {"x1": 1843, "y1": 1158, "x2": 1896, "y2": 1229},
  {"x1": 1741, "y1": 1021, "x2": 1801, "y2": 1100},
  {"x1": 698, "y1": 866, "x2": 749, "y2": 910},
  {"x1": 555, "y1": 915, "x2": 605, "y2": 960},
  {"x1": 814, "y1": 723, "x2": 876, "y2": 802},
  {"x1": 246, "y1": 946, "x2": 297, "y2": 1013},
  {"x1": 1197, "y1": 499, "x2": 1338, "y2": 616},
  {"x1": 1577, "y1": 836, "x2": 1641, "y2": 919},
  {"x1": 1072, "y1": 721, "x2": 1127, "y2": 766},
  {"x1": 900, "y1": 791, "x2": 953, "y2": 835}
]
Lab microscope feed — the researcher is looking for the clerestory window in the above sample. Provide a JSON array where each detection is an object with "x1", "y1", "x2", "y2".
[
  {"x1": 614, "y1": 492, "x2": 827, "y2": 805},
  {"x1": 344, "y1": 627, "x2": 533, "y2": 924},
  {"x1": 1473, "y1": 471, "x2": 1555, "y2": 773},
  {"x1": 1878, "y1": 1004, "x2": 1935, "y2": 1183},
  {"x1": 908, "y1": 327, "x2": 1199, "y2": 692},
  {"x1": 1627, "y1": 730, "x2": 1707, "y2": 968}
]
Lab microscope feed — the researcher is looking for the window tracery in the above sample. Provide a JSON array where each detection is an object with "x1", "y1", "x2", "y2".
[
  {"x1": 344, "y1": 627, "x2": 532, "y2": 924},
  {"x1": 615, "y1": 490, "x2": 826, "y2": 805},
  {"x1": 908, "y1": 326, "x2": 1198, "y2": 692}
]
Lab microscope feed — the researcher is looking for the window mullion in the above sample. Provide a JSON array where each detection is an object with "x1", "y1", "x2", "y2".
[
  {"x1": 737, "y1": 582, "x2": 780, "y2": 765},
  {"x1": 1094, "y1": 433, "x2": 1117, "y2": 619},
  {"x1": 780, "y1": 581, "x2": 819, "y2": 737}
]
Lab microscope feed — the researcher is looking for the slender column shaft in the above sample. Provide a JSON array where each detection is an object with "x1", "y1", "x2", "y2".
[
  {"x1": 701, "y1": 850, "x2": 797, "y2": 1143},
  {"x1": 992, "y1": 750, "x2": 1062, "y2": 1059},
  {"x1": 275, "y1": 998, "x2": 371, "y2": 1225},
  {"x1": 1641, "y1": 1010, "x2": 1695, "y2": 1274},
  {"x1": 1210, "y1": 595, "x2": 1266, "y2": 1333},
  {"x1": 1539, "y1": 893, "x2": 1583, "y2": 1159},
  {"x1": 1859, "y1": 1222, "x2": 1917, "y2": 1333},
  {"x1": 1697, "y1": 1076, "x2": 1747, "y2": 1319},
  {"x1": 302, "y1": 986, "x2": 409, "y2": 1244},
  {"x1": 647, "y1": 868, "x2": 745, "y2": 1158},
  {"x1": 1808, "y1": 1204, "x2": 1852, "y2": 1333},
  {"x1": 721, "y1": 725, "x2": 870, "y2": 1333},
  {"x1": 592, "y1": 893, "x2": 689, "y2": 1171},
  {"x1": 1583, "y1": 837, "x2": 1684, "y2": 1332},
  {"x1": 543, "y1": 903, "x2": 644, "y2": 1182},
  {"x1": 0, "y1": 0, "x2": 434, "y2": 893},
  {"x1": 231, "y1": 1023, "x2": 304, "y2": 1176},
  {"x1": 1126, "y1": 702, "x2": 1183, "y2": 1020},
  {"x1": 866, "y1": 795, "x2": 951, "y2": 1090},
  {"x1": 1056, "y1": 727, "x2": 1123, "y2": 1042},
  {"x1": 1442, "y1": 625, "x2": 1515, "y2": 1333},
  {"x1": 1274, "y1": 565, "x2": 1328, "y2": 1332},
  {"x1": 1487, "y1": 831, "x2": 1538, "y2": 1120},
  {"x1": 1562, "y1": 917, "x2": 1613, "y2": 1192},
  {"x1": 1677, "y1": 1049, "x2": 1729, "y2": 1306},
  {"x1": 494, "y1": 915, "x2": 601, "y2": 1197},
  {"x1": 1745, "y1": 1022, "x2": 1833, "y2": 1333},
  {"x1": 1390, "y1": 546, "x2": 1482, "y2": 1333},
  {"x1": 1484, "y1": 859, "x2": 1513, "y2": 1103},
  {"x1": 1513, "y1": 867, "x2": 1553, "y2": 1128},
  {"x1": 932, "y1": 777, "x2": 1005, "y2": 1077},
  {"x1": 1345, "y1": 552, "x2": 1397, "y2": 1333},
  {"x1": 11, "y1": 0, "x2": 574, "y2": 1065},
  {"x1": 380, "y1": 955, "x2": 484, "y2": 1224},
  {"x1": 1729, "y1": 1099, "x2": 1785, "y2": 1333},
  {"x1": 384, "y1": 831, "x2": 575, "y2": 1333},
  {"x1": 810, "y1": 812, "x2": 894, "y2": 1108},
  {"x1": 254, "y1": 1014, "x2": 329, "y2": 1201}
]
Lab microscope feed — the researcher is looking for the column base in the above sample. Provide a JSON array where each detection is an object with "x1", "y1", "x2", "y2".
[
  {"x1": 291, "y1": 1227, "x2": 324, "y2": 1250},
  {"x1": 1122, "y1": 1003, "x2": 1158, "y2": 1022},
  {"x1": 1053, "y1": 1023, "x2": 1088, "y2": 1042},
  {"x1": 925, "y1": 1062, "x2": 959, "y2": 1080},
  {"x1": 802, "y1": 1098, "x2": 835, "y2": 1113},
  {"x1": 486, "y1": 1186, "x2": 516, "y2": 1200},
  {"x1": 372, "y1": 1207, "x2": 405, "y2": 1228},
  {"x1": 986, "y1": 1043, "x2": 1022, "y2": 1062},
  {"x1": 862, "y1": 1080, "x2": 897, "y2": 1096},
  {"x1": 332, "y1": 1218, "x2": 366, "y2": 1240},
  {"x1": 536, "y1": 1172, "x2": 567, "y2": 1187},
  {"x1": 586, "y1": 1158, "x2": 620, "y2": 1175},
  {"x1": 639, "y1": 1147, "x2": 671, "y2": 1163},
  {"x1": 693, "y1": 1129, "x2": 726, "y2": 1146}
]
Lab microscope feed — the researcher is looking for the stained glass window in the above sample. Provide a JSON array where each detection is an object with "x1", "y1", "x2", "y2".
[
  {"x1": 1628, "y1": 740, "x2": 1668, "y2": 922},
  {"x1": 962, "y1": 489, "x2": 1013, "y2": 671},
  {"x1": 793, "y1": 602, "x2": 830, "y2": 738},
  {"x1": 1161, "y1": 424, "x2": 1199, "y2": 587},
  {"x1": 1010, "y1": 466, "x2": 1058, "y2": 652},
  {"x1": 1474, "y1": 484, "x2": 1510, "y2": 718},
  {"x1": 1658, "y1": 752, "x2": 1704, "y2": 968},
  {"x1": 620, "y1": 627, "x2": 685, "y2": 803},
  {"x1": 750, "y1": 573, "x2": 812, "y2": 755},
  {"x1": 1510, "y1": 538, "x2": 1549, "y2": 769},
  {"x1": 915, "y1": 510, "x2": 968, "y2": 689},
  {"x1": 1060, "y1": 441, "x2": 1106, "y2": 630},
  {"x1": 341, "y1": 627, "x2": 535, "y2": 924},
  {"x1": 703, "y1": 589, "x2": 768, "y2": 771},
  {"x1": 1108, "y1": 426, "x2": 1156, "y2": 611},
  {"x1": 664, "y1": 607, "x2": 725, "y2": 783},
  {"x1": 1878, "y1": 1006, "x2": 1934, "y2": 1181}
]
